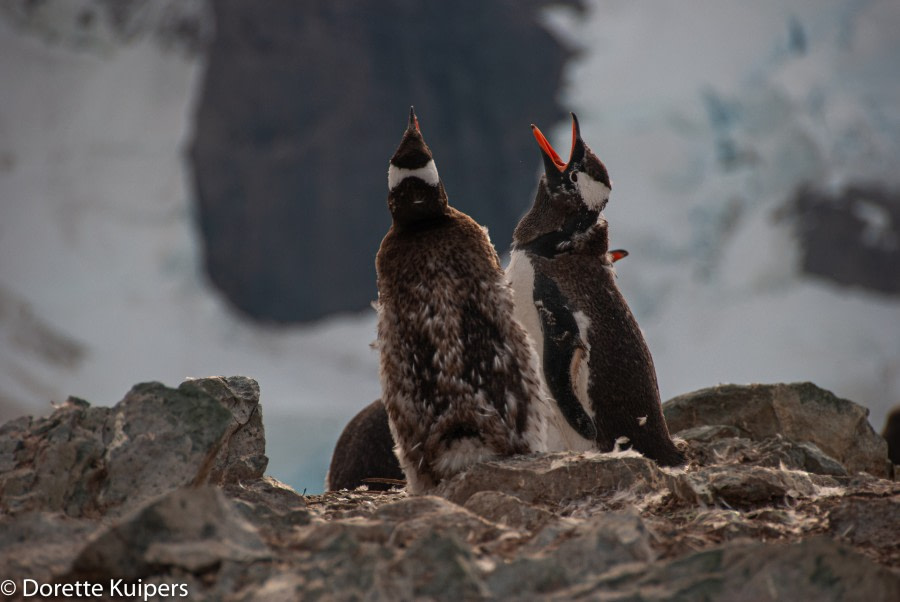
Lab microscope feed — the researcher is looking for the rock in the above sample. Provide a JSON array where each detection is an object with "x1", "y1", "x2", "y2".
[
  {"x1": 68, "y1": 486, "x2": 269, "y2": 580},
  {"x1": 227, "y1": 475, "x2": 311, "y2": 538},
  {"x1": 389, "y1": 504, "x2": 504, "y2": 549},
  {"x1": 188, "y1": 376, "x2": 269, "y2": 485},
  {"x1": 685, "y1": 434, "x2": 848, "y2": 476},
  {"x1": 436, "y1": 452, "x2": 668, "y2": 506},
  {"x1": 378, "y1": 532, "x2": 490, "y2": 601},
  {"x1": 0, "y1": 376, "x2": 266, "y2": 519},
  {"x1": 463, "y1": 490, "x2": 556, "y2": 532},
  {"x1": 664, "y1": 382, "x2": 891, "y2": 477},
  {"x1": 374, "y1": 495, "x2": 456, "y2": 522},
  {"x1": 3, "y1": 379, "x2": 898, "y2": 600},
  {"x1": 671, "y1": 465, "x2": 821, "y2": 508},
  {"x1": 580, "y1": 537, "x2": 900, "y2": 601},
  {"x1": 676, "y1": 424, "x2": 743, "y2": 443},
  {"x1": 828, "y1": 495, "x2": 900, "y2": 566},
  {"x1": 779, "y1": 182, "x2": 900, "y2": 295},
  {"x1": 486, "y1": 509, "x2": 654, "y2": 598},
  {"x1": 0, "y1": 398, "x2": 113, "y2": 517},
  {"x1": 0, "y1": 512, "x2": 96, "y2": 585}
]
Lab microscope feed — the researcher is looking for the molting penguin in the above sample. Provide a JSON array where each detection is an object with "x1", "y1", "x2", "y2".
[
  {"x1": 507, "y1": 114, "x2": 684, "y2": 466},
  {"x1": 376, "y1": 108, "x2": 552, "y2": 493}
]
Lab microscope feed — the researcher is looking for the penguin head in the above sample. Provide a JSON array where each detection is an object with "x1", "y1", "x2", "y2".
[
  {"x1": 512, "y1": 114, "x2": 611, "y2": 249},
  {"x1": 387, "y1": 107, "x2": 449, "y2": 228},
  {"x1": 532, "y1": 113, "x2": 611, "y2": 214}
]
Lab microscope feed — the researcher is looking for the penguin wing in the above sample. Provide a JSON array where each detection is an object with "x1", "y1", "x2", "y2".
[{"x1": 533, "y1": 272, "x2": 597, "y2": 441}]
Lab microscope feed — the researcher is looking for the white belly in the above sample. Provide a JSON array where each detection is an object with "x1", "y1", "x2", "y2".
[{"x1": 506, "y1": 250, "x2": 544, "y2": 363}]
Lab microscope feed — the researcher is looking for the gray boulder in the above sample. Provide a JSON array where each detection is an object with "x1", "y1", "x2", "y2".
[
  {"x1": 664, "y1": 382, "x2": 891, "y2": 477},
  {"x1": 0, "y1": 376, "x2": 267, "y2": 518}
]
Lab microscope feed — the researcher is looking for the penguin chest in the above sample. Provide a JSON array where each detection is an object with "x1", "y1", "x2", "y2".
[
  {"x1": 506, "y1": 249, "x2": 544, "y2": 360},
  {"x1": 509, "y1": 250, "x2": 597, "y2": 446}
]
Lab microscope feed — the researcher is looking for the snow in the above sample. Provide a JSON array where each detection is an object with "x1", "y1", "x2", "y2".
[
  {"x1": 540, "y1": 0, "x2": 900, "y2": 429},
  {"x1": 2, "y1": 1, "x2": 899, "y2": 494},
  {"x1": 0, "y1": 18, "x2": 380, "y2": 492}
]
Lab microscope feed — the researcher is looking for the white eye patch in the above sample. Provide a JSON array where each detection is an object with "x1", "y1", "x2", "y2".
[
  {"x1": 576, "y1": 175, "x2": 611, "y2": 210},
  {"x1": 388, "y1": 159, "x2": 440, "y2": 190}
]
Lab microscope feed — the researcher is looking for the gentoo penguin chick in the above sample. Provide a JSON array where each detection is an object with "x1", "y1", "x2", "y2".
[
  {"x1": 327, "y1": 249, "x2": 631, "y2": 493},
  {"x1": 326, "y1": 399, "x2": 404, "y2": 491},
  {"x1": 377, "y1": 107, "x2": 552, "y2": 493},
  {"x1": 507, "y1": 113, "x2": 684, "y2": 466}
]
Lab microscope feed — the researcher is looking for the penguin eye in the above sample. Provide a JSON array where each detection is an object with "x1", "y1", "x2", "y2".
[{"x1": 570, "y1": 172, "x2": 578, "y2": 183}]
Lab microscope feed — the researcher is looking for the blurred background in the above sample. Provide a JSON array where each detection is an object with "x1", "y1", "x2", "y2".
[{"x1": 1, "y1": 0, "x2": 898, "y2": 493}]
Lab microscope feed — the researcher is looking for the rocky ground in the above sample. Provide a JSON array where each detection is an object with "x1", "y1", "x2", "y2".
[{"x1": 0, "y1": 376, "x2": 897, "y2": 601}]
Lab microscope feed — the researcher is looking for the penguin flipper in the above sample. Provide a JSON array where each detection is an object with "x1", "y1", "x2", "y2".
[{"x1": 534, "y1": 272, "x2": 597, "y2": 441}]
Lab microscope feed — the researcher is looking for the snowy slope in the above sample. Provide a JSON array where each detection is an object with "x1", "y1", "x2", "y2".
[
  {"x1": 0, "y1": 15, "x2": 381, "y2": 492},
  {"x1": 1, "y1": 2, "x2": 899, "y2": 495}
]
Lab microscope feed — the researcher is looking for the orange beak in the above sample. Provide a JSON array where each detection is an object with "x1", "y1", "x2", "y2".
[
  {"x1": 531, "y1": 124, "x2": 566, "y2": 171},
  {"x1": 531, "y1": 116, "x2": 580, "y2": 172}
]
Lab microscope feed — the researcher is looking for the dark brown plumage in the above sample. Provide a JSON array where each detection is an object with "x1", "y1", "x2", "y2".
[
  {"x1": 377, "y1": 108, "x2": 551, "y2": 493},
  {"x1": 883, "y1": 406, "x2": 900, "y2": 466},
  {"x1": 326, "y1": 400, "x2": 404, "y2": 491},
  {"x1": 508, "y1": 113, "x2": 684, "y2": 466}
]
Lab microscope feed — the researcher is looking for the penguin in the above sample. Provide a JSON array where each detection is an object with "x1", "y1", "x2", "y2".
[
  {"x1": 507, "y1": 113, "x2": 685, "y2": 466},
  {"x1": 326, "y1": 399, "x2": 404, "y2": 491},
  {"x1": 883, "y1": 406, "x2": 900, "y2": 466},
  {"x1": 376, "y1": 107, "x2": 553, "y2": 494}
]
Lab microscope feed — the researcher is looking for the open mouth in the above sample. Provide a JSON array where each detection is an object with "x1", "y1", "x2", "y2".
[{"x1": 531, "y1": 116, "x2": 577, "y2": 172}]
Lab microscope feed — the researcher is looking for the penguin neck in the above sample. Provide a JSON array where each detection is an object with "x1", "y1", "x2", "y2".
[
  {"x1": 513, "y1": 194, "x2": 599, "y2": 258},
  {"x1": 388, "y1": 179, "x2": 450, "y2": 231}
]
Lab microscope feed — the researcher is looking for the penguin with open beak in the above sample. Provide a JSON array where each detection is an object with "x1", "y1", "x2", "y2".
[{"x1": 507, "y1": 114, "x2": 684, "y2": 465}]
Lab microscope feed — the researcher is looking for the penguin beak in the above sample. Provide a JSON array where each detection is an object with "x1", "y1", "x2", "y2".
[
  {"x1": 568, "y1": 112, "x2": 586, "y2": 167},
  {"x1": 408, "y1": 106, "x2": 420, "y2": 132},
  {"x1": 532, "y1": 124, "x2": 566, "y2": 172},
  {"x1": 609, "y1": 249, "x2": 629, "y2": 263},
  {"x1": 532, "y1": 113, "x2": 587, "y2": 182}
]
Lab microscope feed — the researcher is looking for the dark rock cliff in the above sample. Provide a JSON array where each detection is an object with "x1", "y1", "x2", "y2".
[
  {"x1": 190, "y1": 0, "x2": 582, "y2": 322},
  {"x1": 780, "y1": 183, "x2": 900, "y2": 295}
]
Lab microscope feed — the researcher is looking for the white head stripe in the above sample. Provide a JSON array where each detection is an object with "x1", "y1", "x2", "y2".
[
  {"x1": 576, "y1": 176, "x2": 611, "y2": 210},
  {"x1": 388, "y1": 159, "x2": 440, "y2": 190}
]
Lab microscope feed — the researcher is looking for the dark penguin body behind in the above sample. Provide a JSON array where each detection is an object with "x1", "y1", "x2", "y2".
[
  {"x1": 326, "y1": 399, "x2": 404, "y2": 491},
  {"x1": 507, "y1": 114, "x2": 684, "y2": 466},
  {"x1": 883, "y1": 406, "x2": 900, "y2": 466},
  {"x1": 377, "y1": 108, "x2": 551, "y2": 493}
]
